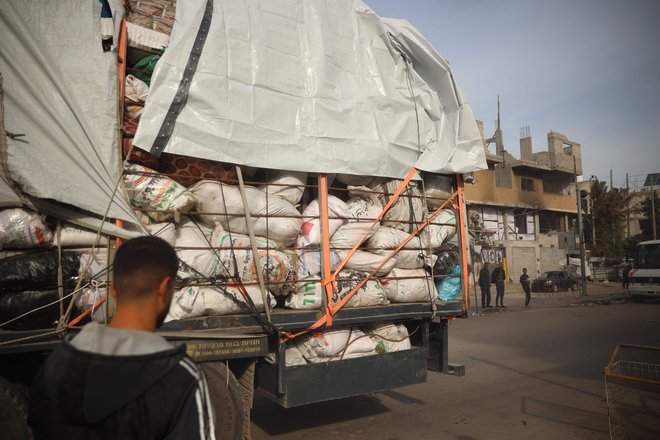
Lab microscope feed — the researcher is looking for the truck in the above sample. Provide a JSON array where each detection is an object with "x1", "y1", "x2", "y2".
[{"x1": 0, "y1": 1, "x2": 487, "y2": 438}]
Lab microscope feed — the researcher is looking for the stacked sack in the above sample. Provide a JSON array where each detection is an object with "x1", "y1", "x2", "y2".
[
  {"x1": 284, "y1": 323, "x2": 412, "y2": 366},
  {"x1": 0, "y1": 209, "x2": 88, "y2": 329}
]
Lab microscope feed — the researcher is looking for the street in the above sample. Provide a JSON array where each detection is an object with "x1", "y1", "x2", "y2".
[{"x1": 250, "y1": 285, "x2": 660, "y2": 439}]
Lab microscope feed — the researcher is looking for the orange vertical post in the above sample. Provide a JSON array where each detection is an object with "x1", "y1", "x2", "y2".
[
  {"x1": 116, "y1": 17, "x2": 128, "y2": 247},
  {"x1": 456, "y1": 174, "x2": 470, "y2": 310},
  {"x1": 318, "y1": 174, "x2": 334, "y2": 325}
]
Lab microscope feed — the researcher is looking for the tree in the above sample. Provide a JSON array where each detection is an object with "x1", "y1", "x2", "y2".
[
  {"x1": 590, "y1": 180, "x2": 631, "y2": 258},
  {"x1": 637, "y1": 189, "x2": 659, "y2": 241}
]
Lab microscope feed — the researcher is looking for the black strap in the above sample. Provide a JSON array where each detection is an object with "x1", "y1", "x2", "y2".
[{"x1": 150, "y1": 0, "x2": 214, "y2": 156}]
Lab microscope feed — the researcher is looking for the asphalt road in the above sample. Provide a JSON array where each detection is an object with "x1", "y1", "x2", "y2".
[{"x1": 250, "y1": 287, "x2": 660, "y2": 440}]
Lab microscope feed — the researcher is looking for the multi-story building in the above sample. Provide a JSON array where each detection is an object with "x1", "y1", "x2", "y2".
[{"x1": 463, "y1": 122, "x2": 582, "y2": 282}]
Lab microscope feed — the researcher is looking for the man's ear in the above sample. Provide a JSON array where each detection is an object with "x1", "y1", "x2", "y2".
[{"x1": 156, "y1": 276, "x2": 173, "y2": 302}]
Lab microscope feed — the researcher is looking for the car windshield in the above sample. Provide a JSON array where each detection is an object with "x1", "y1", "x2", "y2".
[
  {"x1": 636, "y1": 243, "x2": 660, "y2": 269},
  {"x1": 540, "y1": 272, "x2": 560, "y2": 279}
]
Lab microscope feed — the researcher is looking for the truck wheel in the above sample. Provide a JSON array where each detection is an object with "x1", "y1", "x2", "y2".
[
  {"x1": 0, "y1": 376, "x2": 32, "y2": 440},
  {"x1": 202, "y1": 362, "x2": 245, "y2": 440}
]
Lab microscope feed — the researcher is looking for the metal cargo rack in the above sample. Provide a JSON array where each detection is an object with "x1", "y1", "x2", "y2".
[{"x1": 603, "y1": 344, "x2": 660, "y2": 440}]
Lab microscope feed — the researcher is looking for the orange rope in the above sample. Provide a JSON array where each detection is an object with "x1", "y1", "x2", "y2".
[
  {"x1": 331, "y1": 167, "x2": 418, "y2": 278},
  {"x1": 68, "y1": 296, "x2": 107, "y2": 327},
  {"x1": 280, "y1": 183, "x2": 461, "y2": 343},
  {"x1": 456, "y1": 174, "x2": 470, "y2": 310}
]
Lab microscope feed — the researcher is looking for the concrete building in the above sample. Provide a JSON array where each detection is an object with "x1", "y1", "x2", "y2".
[{"x1": 464, "y1": 122, "x2": 582, "y2": 282}]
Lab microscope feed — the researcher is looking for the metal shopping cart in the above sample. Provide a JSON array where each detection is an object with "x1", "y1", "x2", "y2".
[{"x1": 604, "y1": 344, "x2": 660, "y2": 440}]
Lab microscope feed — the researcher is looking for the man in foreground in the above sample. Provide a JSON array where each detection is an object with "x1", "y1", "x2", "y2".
[{"x1": 29, "y1": 236, "x2": 216, "y2": 439}]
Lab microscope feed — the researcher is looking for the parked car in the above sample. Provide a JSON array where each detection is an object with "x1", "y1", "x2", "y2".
[{"x1": 531, "y1": 271, "x2": 578, "y2": 293}]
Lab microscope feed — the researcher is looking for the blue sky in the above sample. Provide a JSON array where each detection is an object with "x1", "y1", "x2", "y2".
[{"x1": 366, "y1": 0, "x2": 660, "y2": 189}]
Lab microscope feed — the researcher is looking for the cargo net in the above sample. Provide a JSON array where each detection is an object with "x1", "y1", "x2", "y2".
[
  {"x1": 118, "y1": 161, "x2": 464, "y2": 320},
  {"x1": 604, "y1": 344, "x2": 660, "y2": 440}
]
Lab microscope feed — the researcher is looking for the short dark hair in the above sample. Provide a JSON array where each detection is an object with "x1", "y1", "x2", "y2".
[{"x1": 113, "y1": 236, "x2": 178, "y2": 301}]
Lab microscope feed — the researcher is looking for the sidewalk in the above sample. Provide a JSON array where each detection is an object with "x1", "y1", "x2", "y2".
[{"x1": 466, "y1": 281, "x2": 629, "y2": 315}]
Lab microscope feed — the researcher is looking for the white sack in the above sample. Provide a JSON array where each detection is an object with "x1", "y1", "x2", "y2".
[
  {"x1": 76, "y1": 251, "x2": 111, "y2": 323},
  {"x1": 175, "y1": 220, "x2": 216, "y2": 278},
  {"x1": 346, "y1": 186, "x2": 383, "y2": 226},
  {"x1": 427, "y1": 209, "x2": 456, "y2": 249},
  {"x1": 145, "y1": 222, "x2": 176, "y2": 246},
  {"x1": 296, "y1": 328, "x2": 376, "y2": 362},
  {"x1": 165, "y1": 285, "x2": 275, "y2": 321},
  {"x1": 260, "y1": 171, "x2": 307, "y2": 206},
  {"x1": 295, "y1": 247, "x2": 342, "y2": 277},
  {"x1": 123, "y1": 164, "x2": 196, "y2": 222},
  {"x1": 190, "y1": 180, "x2": 301, "y2": 245},
  {"x1": 369, "y1": 323, "x2": 411, "y2": 353},
  {"x1": 125, "y1": 74, "x2": 149, "y2": 118},
  {"x1": 0, "y1": 208, "x2": 53, "y2": 249},
  {"x1": 336, "y1": 249, "x2": 395, "y2": 276},
  {"x1": 285, "y1": 344, "x2": 308, "y2": 366},
  {"x1": 424, "y1": 174, "x2": 453, "y2": 209},
  {"x1": 75, "y1": 284, "x2": 107, "y2": 323},
  {"x1": 56, "y1": 224, "x2": 109, "y2": 247},
  {"x1": 285, "y1": 271, "x2": 388, "y2": 310},
  {"x1": 330, "y1": 222, "x2": 377, "y2": 250},
  {"x1": 375, "y1": 180, "x2": 428, "y2": 233},
  {"x1": 367, "y1": 227, "x2": 429, "y2": 269},
  {"x1": 212, "y1": 228, "x2": 297, "y2": 295},
  {"x1": 297, "y1": 196, "x2": 350, "y2": 247},
  {"x1": 381, "y1": 268, "x2": 436, "y2": 303}
]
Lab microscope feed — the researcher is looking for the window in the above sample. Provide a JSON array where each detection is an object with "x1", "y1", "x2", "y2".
[{"x1": 521, "y1": 177, "x2": 535, "y2": 192}]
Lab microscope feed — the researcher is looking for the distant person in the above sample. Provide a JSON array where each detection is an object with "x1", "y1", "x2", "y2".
[
  {"x1": 29, "y1": 237, "x2": 216, "y2": 439},
  {"x1": 491, "y1": 263, "x2": 506, "y2": 308},
  {"x1": 479, "y1": 263, "x2": 492, "y2": 308},
  {"x1": 622, "y1": 262, "x2": 632, "y2": 290},
  {"x1": 520, "y1": 268, "x2": 531, "y2": 307}
]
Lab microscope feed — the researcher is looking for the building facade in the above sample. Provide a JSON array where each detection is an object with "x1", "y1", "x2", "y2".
[{"x1": 464, "y1": 122, "x2": 582, "y2": 282}]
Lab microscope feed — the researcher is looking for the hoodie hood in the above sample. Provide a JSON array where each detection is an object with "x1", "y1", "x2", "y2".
[{"x1": 42, "y1": 323, "x2": 186, "y2": 424}]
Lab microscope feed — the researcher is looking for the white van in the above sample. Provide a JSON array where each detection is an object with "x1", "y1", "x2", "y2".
[{"x1": 629, "y1": 240, "x2": 660, "y2": 298}]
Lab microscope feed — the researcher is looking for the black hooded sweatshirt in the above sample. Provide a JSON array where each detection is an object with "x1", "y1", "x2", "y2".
[{"x1": 28, "y1": 322, "x2": 216, "y2": 439}]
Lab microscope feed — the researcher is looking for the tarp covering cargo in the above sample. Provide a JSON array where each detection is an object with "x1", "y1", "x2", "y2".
[
  {"x1": 134, "y1": 0, "x2": 487, "y2": 178},
  {"x1": 0, "y1": 0, "x2": 137, "y2": 222}
]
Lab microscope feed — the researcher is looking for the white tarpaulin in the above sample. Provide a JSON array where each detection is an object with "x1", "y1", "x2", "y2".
[
  {"x1": 0, "y1": 0, "x2": 137, "y2": 222},
  {"x1": 134, "y1": 0, "x2": 487, "y2": 178}
]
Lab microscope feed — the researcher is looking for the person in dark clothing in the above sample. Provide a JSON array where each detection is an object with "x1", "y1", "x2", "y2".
[
  {"x1": 622, "y1": 263, "x2": 631, "y2": 289},
  {"x1": 29, "y1": 236, "x2": 216, "y2": 440},
  {"x1": 520, "y1": 268, "x2": 531, "y2": 307},
  {"x1": 491, "y1": 263, "x2": 506, "y2": 307},
  {"x1": 479, "y1": 264, "x2": 492, "y2": 308}
]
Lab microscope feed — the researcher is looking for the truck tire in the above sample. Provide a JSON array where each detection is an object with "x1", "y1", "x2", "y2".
[
  {"x1": 202, "y1": 362, "x2": 245, "y2": 440},
  {"x1": 0, "y1": 376, "x2": 32, "y2": 440}
]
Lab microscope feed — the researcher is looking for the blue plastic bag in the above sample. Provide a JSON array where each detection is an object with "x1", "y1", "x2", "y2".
[{"x1": 436, "y1": 264, "x2": 462, "y2": 301}]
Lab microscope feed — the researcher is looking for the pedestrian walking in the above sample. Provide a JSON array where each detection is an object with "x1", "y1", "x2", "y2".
[
  {"x1": 492, "y1": 262, "x2": 506, "y2": 307},
  {"x1": 479, "y1": 263, "x2": 492, "y2": 308},
  {"x1": 622, "y1": 262, "x2": 631, "y2": 290},
  {"x1": 29, "y1": 237, "x2": 217, "y2": 440},
  {"x1": 520, "y1": 268, "x2": 531, "y2": 307}
]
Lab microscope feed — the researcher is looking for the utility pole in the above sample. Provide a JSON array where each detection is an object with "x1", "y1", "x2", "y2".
[
  {"x1": 574, "y1": 156, "x2": 587, "y2": 296},
  {"x1": 653, "y1": 182, "x2": 657, "y2": 240},
  {"x1": 590, "y1": 176, "x2": 596, "y2": 246},
  {"x1": 610, "y1": 169, "x2": 613, "y2": 190},
  {"x1": 626, "y1": 174, "x2": 630, "y2": 240}
]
